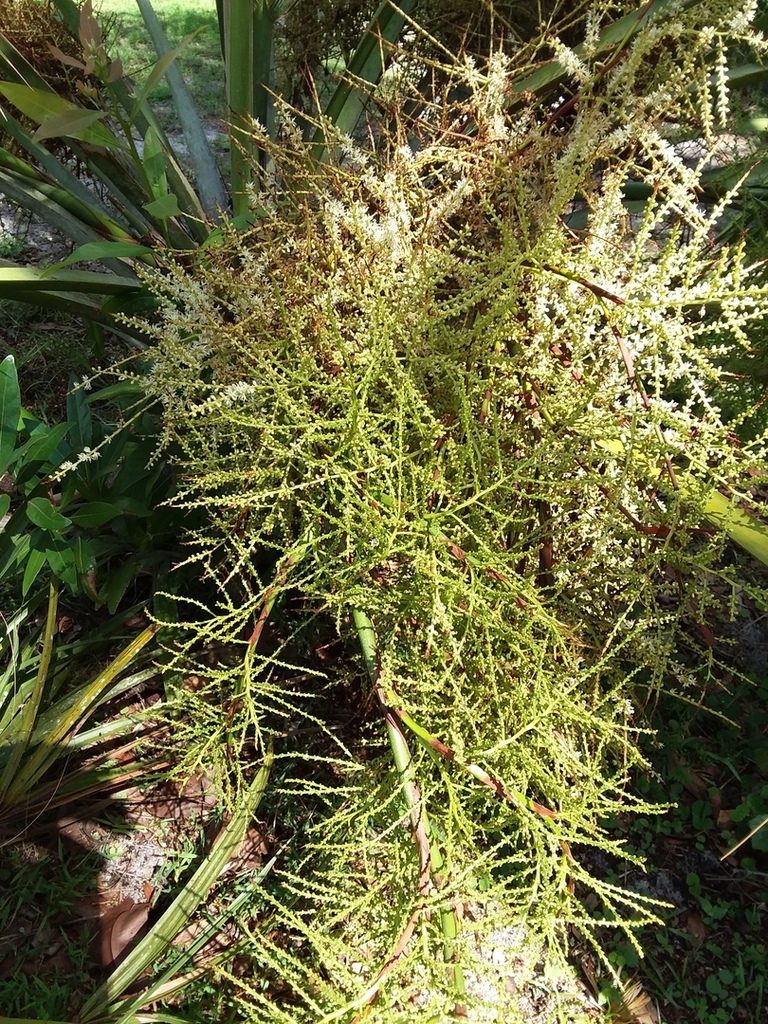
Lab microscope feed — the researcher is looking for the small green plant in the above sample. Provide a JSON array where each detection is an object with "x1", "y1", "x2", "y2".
[
  {"x1": 0, "y1": 351, "x2": 181, "y2": 847},
  {"x1": 0, "y1": 260, "x2": 275, "y2": 1024},
  {"x1": 592, "y1": 607, "x2": 768, "y2": 1022},
  {"x1": 730, "y1": 785, "x2": 768, "y2": 852},
  {"x1": 0, "y1": 229, "x2": 26, "y2": 260},
  {"x1": 0, "y1": 353, "x2": 190, "y2": 609}
]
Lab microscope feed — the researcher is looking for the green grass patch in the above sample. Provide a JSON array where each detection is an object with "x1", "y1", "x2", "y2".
[
  {"x1": 96, "y1": 0, "x2": 225, "y2": 122},
  {"x1": 0, "y1": 841, "x2": 101, "y2": 1019}
]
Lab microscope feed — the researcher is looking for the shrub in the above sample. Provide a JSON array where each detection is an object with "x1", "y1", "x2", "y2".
[{"x1": 124, "y1": 4, "x2": 768, "y2": 1021}]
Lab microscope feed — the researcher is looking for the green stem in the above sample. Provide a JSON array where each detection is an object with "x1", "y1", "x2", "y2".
[
  {"x1": 353, "y1": 609, "x2": 421, "y2": 813},
  {"x1": 352, "y1": 608, "x2": 465, "y2": 1006},
  {"x1": 227, "y1": 0, "x2": 255, "y2": 216},
  {"x1": 252, "y1": 2, "x2": 277, "y2": 162},
  {"x1": 79, "y1": 743, "x2": 274, "y2": 1022}
]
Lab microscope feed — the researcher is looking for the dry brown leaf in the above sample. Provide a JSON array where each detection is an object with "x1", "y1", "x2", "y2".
[
  {"x1": 99, "y1": 897, "x2": 150, "y2": 967},
  {"x1": 684, "y1": 909, "x2": 707, "y2": 942},
  {"x1": 668, "y1": 755, "x2": 710, "y2": 799},
  {"x1": 717, "y1": 808, "x2": 732, "y2": 830},
  {"x1": 620, "y1": 979, "x2": 658, "y2": 1024}
]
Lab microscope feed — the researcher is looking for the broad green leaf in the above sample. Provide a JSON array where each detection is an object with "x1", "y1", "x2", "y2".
[
  {"x1": 743, "y1": 116, "x2": 768, "y2": 135},
  {"x1": 10, "y1": 422, "x2": 70, "y2": 478},
  {"x1": 143, "y1": 192, "x2": 182, "y2": 220},
  {"x1": 0, "y1": 286, "x2": 142, "y2": 339},
  {"x1": 0, "y1": 108, "x2": 133, "y2": 238},
  {"x1": 725, "y1": 63, "x2": 768, "y2": 90},
  {"x1": 48, "y1": 241, "x2": 154, "y2": 272},
  {"x1": 0, "y1": 580, "x2": 58, "y2": 802},
  {"x1": 0, "y1": 163, "x2": 130, "y2": 255},
  {"x1": 0, "y1": 494, "x2": 9, "y2": 523},
  {"x1": 3, "y1": 621, "x2": 158, "y2": 803},
  {"x1": 594, "y1": 436, "x2": 768, "y2": 568},
  {"x1": 45, "y1": 691, "x2": 154, "y2": 749},
  {"x1": 0, "y1": 1018, "x2": 70, "y2": 1024},
  {"x1": 314, "y1": 0, "x2": 416, "y2": 159},
  {"x1": 0, "y1": 28, "x2": 51, "y2": 91},
  {"x1": 112, "y1": 446, "x2": 157, "y2": 494},
  {"x1": 33, "y1": 107, "x2": 108, "y2": 143},
  {"x1": 113, "y1": 496, "x2": 152, "y2": 517},
  {"x1": 44, "y1": 533, "x2": 78, "y2": 589},
  {"x1": 73, "y1": 533, "x2": 97, "y2": 573},
  {"x1": 0, "y1": 82, "x2": 126, "y2": 149},
  {"x1": 100, "y1": 290, "x2": 161, "y2": 316},
  {"x1": 70, "y1": 501, "x2": 123, "y2": 528},
  {"x1": 105, "y1": 557, "x2": 140, "y2": 613},
  {"x1": 509, "y1": 0, "x2": 694, "y2": 101},
  {"x1": 25, "y1": 497, "x2": 72, "y2": 532},
  {"x1": 84, "y1": 380, "x2": 145, "y2": 404},
  {"x1": 22, "y1": 535, "x2": 48, "y2": 596},
  {"x1": 74, "y1": 535, "x2": 99, "y2": 600},
  {"x1": 201, "y1": 211, "x2": 256, "y2": 248},
  {"x1": 67, "y1": 375, "x2": 93, "y2": 450},
  {"x1": 0, "y1": 530, "x2": 29, "y2": 581},
  {"x1": 0, "y1": 354, "x2": 20, "y2": 475},
  {"x1": 703, "y1": 491, "x2": 768, "y2": 568},
  {"x1": 750, "y1": 816, "x2": 768, "y2": 852},
  {"x1": 221, "y1": 0, "x2": 267, "y2": 214},
  {"x1": 88, "y1": 321, "x2": 103, "y2": 364},
  {"x1": 111, "y1": 856, "x2": 276, "y2": 1022},
  {"x1": 0, "y1": 267, "x2": 144, "y2": 296},
  {"x1": 142, "y1": 126, "x2": 168, "y2": 201}
]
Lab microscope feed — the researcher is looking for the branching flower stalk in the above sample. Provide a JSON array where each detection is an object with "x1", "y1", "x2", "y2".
[
  {"x1": 130, "y1": 3, "x2": 768, "y2": 1019},
  {"x1": 353, "y1": 608, "x2": 465, "y2": 1014}
]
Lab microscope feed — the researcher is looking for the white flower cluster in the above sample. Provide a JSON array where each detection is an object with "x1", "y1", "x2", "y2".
[
  {"x1": 550, "y1": 36, "x2": 591, "y2": 86},
  {"x1": 729, "y1": 1, "x2": 758, "y2": 34},
  {"x1": 53, "y1": 446, "x2": 102, "y2": 481},
  {"x1": 323, "y1": 186, "x2": 412, "y2": 269}
]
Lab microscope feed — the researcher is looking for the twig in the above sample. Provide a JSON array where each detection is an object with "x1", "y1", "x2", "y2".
[
  {"x1": 720, "y1": 815, "x2": 768, "y2": 861},
  {"x1": 356, "y1": 609, "x2": 558, "y2": 823},
  {"x1": 247, "y1": 556, "x2": 294, "y2": 649}
]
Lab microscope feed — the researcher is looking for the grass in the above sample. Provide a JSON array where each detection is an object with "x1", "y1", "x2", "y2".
[
  {"x1": 96, "y1": 0, "x2": 225, "y2": 123},
  {"x1": 0, "y1": 840, "x2": 102, "y2": 1019},
  {"x1": 0, "y1": 299, "x2": 97, "y2": 420}
]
